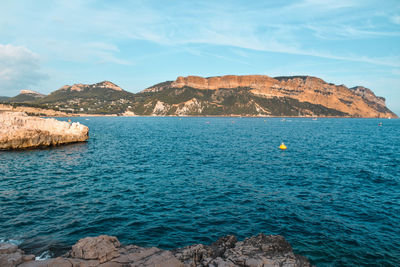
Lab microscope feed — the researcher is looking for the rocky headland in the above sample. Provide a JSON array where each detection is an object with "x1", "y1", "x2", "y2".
[
  {"x1": 0, "y1": 234, "x2": 313, "y2": 267},
  {"x1": 0, "y1": 112, "x2": 89, "y2": 150}
]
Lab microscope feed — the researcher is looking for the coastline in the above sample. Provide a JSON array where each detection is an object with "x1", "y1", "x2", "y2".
[
  {"x1": 1, "y1": 234, "x2": 313, "y2": 267},
  {"x1": 1, "y1": 104, "x2": 397, "y2": 119}
]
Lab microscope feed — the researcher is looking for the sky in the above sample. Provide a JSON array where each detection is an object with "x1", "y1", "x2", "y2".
[{"x1": 1, "y1": 0, "x2": 399, "y2": 113}]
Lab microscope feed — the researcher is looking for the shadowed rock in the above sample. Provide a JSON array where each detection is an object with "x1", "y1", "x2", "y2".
[
  {"x1": 0, "y1": 243, "x2": 34, "y2": 267},
  {"x1": 11, "y1": 234, "x2": 312, "y2": 266},
  {"x1": 0, "y1": 112, "x2": 88, "y2": 150}
]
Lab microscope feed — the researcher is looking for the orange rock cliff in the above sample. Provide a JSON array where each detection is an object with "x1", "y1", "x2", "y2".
[{"x1": 165, "y1": 75, "x2": 397, "y2": 118}]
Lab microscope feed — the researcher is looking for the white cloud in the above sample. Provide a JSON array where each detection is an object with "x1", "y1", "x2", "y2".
[
  {"x1": 0, "y1": 44, "x2": 47, "y2": 95},
  {"x1": 290, "y1": 0, "x2": 356, "y2": 10},
  {"x1": 391, "y1": 15, "x2": 400, "y2": 24}
]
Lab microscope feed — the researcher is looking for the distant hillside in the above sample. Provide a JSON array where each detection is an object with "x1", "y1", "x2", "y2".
[
  {"x1": 3, "y1": 75, "x2": 397, "y2": 118},
  {"x1": 36, "y1": 81, "x2": 136, "y2": 114},
  {"x1": 8, "y1": 90, "x2": 46, "y2": 103},
  {"x1": 0, "y1": 96, "x2": 10, "y2": 102}
]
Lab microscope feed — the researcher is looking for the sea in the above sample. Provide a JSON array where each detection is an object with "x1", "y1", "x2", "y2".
[{"x1": 0, "y1": 117, "x2": 399, "y2": 266}]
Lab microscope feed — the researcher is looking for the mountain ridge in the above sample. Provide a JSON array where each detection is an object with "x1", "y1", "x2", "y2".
[{"x1": 1, "y1": 75, "x2": 397, "y2": 118}]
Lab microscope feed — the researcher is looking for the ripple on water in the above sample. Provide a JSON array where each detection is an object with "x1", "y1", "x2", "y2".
[{"x1": 0, "y1": 117, "x2": 399, "y2": 266}]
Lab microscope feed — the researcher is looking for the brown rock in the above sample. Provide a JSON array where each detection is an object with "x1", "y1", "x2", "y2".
[
  {"x1": 130, "y1": 251, "x2": 182, "y2": 267},
  {"x1": 22, "y1": 254, "x2": 35, "y2": 262},
  {"x1": 18, "y1": 257, "x2": 72, "y2": 267},
  {"x1": 0, "y1": 252, "x2": 23, "y2": 267},
  {"x1": 14, "y1": 234, "x2": 312, "y2": 267},
  {"x1": 70, "y1": 235, "x2": 120, "y2": 263},
  {"x1": 0, "y1": 243, "x2": 18, "y2": 254}
]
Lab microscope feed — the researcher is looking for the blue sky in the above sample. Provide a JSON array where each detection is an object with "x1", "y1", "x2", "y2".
[{"x1": 1, "y1": 0, "x2": 399, "y2": 113}]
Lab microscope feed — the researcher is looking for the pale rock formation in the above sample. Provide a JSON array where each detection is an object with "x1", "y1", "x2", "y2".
[
  {"x1": 175, "y1": 98, "x2": 203, "y2": 115},
  {"x1": 11, "y1": 234, "x2": 312, "y2": 267},
  {"x1": 58, "y1": 81, "x2": 123, "y2": 92},
  {"x1": 121, "y1": 110, "x2": 136, "y2": 116},
  {"x1": 19, "y1": 90, "x2": 45, "y2": 97},
  {"x1": 0, "y1": 112, "x2": 89, "y2": 150},
  {"x1": 94, "y1": 81, "x2": 123, "y2": 91},
  {"x1": 152, "y1": 101, "x2": 170, "y2": 115}
]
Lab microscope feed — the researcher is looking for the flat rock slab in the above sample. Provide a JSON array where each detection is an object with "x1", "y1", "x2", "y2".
[{"x1": 0, "y1": 112, "x2": 89, "y2": 150}]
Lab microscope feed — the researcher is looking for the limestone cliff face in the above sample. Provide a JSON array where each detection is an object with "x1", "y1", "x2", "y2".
[
  {"x1": 166, "y1": 75, "x2": 397, "y2": 118},
  {"x1": 171, "y1": 75, "x2": 277, "y2": 90},
  {"x1": 0, "y1": 112, "x2": 89, "y2": 150}
]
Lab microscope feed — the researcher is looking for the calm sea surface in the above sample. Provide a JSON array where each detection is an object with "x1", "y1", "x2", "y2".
[{"x1": 1, "y1": 117, "x2": 399, "y2": 266}]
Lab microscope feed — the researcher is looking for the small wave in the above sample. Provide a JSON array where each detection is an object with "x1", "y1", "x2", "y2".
[
  {"x1": 0, "y1": 238, "x2": 23, "y2": 246},
  {"x1": 35, "y1": 250, "x2": 53, "y2": 261}
]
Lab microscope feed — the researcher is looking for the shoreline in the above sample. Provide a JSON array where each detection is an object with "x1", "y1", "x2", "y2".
[
  {"x1": 1, "y1": 104, "x2": 397, "y2": 119},
  {"x1": 0, "y1": 234, "x2": 313, "y2": 267}
]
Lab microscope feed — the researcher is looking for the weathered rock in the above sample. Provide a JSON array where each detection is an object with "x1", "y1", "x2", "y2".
[
  {"x1": 173, "y1": 234, "x2": 313, "y2": 267},
  {"x1": 0, "y1": 243, "x2": 34, "y2": 267},
  {"x1": 0, "y1": 243, "x2": 18, "y2": 254},
  {"x1": 18, "y1": 257, "x2": 72, "y2": 267},
  {"x1": 0, "y1": 112, "x2": 89, "y2": 150},
  {"x1": 7, "y1": 234, "x2": 312, "y2": 267},
  {"x1": 69, "y1": 235, "x2": 120, "y2": 263},
  {"x1": 0, "y1": 252, "x2": 23, "y2": 267}
]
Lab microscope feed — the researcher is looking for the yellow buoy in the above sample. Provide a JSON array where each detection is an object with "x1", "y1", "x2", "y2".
[{"x1": 279, "y1": 142, "x2": 287, "y2": 150}]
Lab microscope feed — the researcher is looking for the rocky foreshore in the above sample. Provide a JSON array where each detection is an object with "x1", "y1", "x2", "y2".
[
  {"x1": 0, "y1": 112, "x2": 89, "y2": 150},
  {"x1": 0, "y1": 234, "x2": 313, "y2": 267}
]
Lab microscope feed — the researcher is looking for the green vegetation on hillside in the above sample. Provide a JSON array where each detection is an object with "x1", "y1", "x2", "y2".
[{"x1": 2, "y1": 83, "x2": 350, "y2": 116}]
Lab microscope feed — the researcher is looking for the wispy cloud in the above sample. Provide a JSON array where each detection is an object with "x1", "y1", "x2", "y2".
[
  {"x1": 1, "y1": 0, "x2": 399, "y2": 98},
  {"x1": 391, "y1": 15, "x2": 400, "y2": 24},
  {"x1": 306, "y1": 24, "x2": 400, "y2": 40},
  {"x1": 0, "y1": 44, "x2": 47, "y2": 94},
  {"x1": 289, "y1": 0, "x2": 356, "y2": 10}
]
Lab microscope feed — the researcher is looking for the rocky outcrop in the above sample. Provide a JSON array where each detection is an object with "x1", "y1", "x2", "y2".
[
  {"x1": 148, "y1": 75, "x2": 397, "y2": 118},
  {"x1": 58, "y1": 81, "x2": 123, "y2": 92},
  {"x1": 8, "y1": 234, "x2": 312, "y2": 267},
  {"x1": 0, "y1": 112, "x2": 89, "y2": 150},
  {"x1": 0, "y1": 243, "x2": 35, "y2": 267},
  {"x1": 19, "y1": 90, "x2": 45, "y2": 98}
]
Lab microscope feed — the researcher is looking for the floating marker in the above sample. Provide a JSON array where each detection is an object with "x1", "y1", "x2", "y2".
[{"x1": 279, "y1": 142, "x2": 287, "y2": 150}]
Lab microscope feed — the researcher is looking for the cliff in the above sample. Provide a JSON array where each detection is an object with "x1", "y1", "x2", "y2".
[
  {"x1": 1, "y1": 234, "x2": 312, "y2": 267},
  {"x1": 140, "y1": 75, "x2": 396, "y2": 118},
  {"x1": 0, "y1": 112, "x2": 89, "y2": 150}
]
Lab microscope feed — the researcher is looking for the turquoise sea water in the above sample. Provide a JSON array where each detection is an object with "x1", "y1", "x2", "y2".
[{"x1": 0, "y1": 117, "x2": 399, "y2": 266}]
